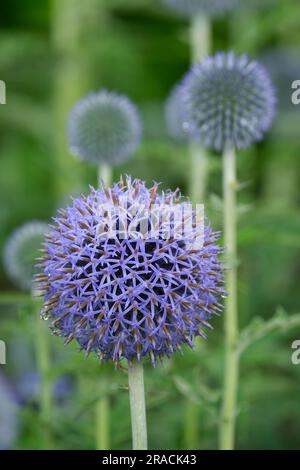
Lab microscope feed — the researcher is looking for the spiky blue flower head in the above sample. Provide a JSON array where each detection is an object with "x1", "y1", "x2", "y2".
[
  {"x1": 162, "y1": 0, "x2": 239, "y2": 18},
  {"x1": 3, "y1": 221, "x2": 49, "y2": 292},
  {"x1": 165, "y1": 84, "x2": 189, "y2": 142},
  {"x1": 68, "y1": 90, "x2": 142, "y2": 166},
  {"x1": 181, "y1": 51, "x2": 276, "y2": 151},
  {"x1": 36, "y1": 177, "x2": 225, "y2": 365}
]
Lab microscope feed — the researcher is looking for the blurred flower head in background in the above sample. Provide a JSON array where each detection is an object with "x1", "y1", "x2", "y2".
[
  {"x1": 35, "y1": 177, "x2": 225, "y2": 365},
  {"x1": 165, "y1": 84, "x2": 189, "y2": 142},
  {"x1": 162, "y1": 0, "x2": 239, "y2": 18},
  {"x1": 3, "y1": 221, "x2": 49, "y2": 291},
  {"x1": 181, "y1": 51, "x2": 276, "y2": 151},
  {"x1": 18, "y1": 371, "x2": 74, "y2": 406},
  {"x1": 68, "y1": 90, "x2": 142, "y2": 166},
  {"x1": 0, "y1": 373, "x2": 19, "y2": 450}
]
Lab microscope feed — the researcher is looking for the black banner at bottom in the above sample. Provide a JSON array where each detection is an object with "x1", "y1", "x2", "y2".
[{"x1": 0, "y1": 450, "x2": 296, "y2": 465}]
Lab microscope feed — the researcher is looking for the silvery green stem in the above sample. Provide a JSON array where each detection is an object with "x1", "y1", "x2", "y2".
[
  {"x1": 98, "y1": 163, "x2": 112, "y2": 187},
  {"x1": 190, "y1": 141, "x2": 208, "y2": 204},
  {"x1": 190, "y1": 13, "x2": 211, "y2": 64},
  {"x1": 36, "y1": 318, "x2": 52, "y2": 420},
  {"x1": 128, "y1": 360, "x2": 148, "y2": 450},
  {"x1": 189, "y1": 13, "x2": 211, "y2": 204},
  {"x1": 94, "y1": 163, "x2": 112, "y2": 450},
  {"x1": 220, "y1": 145, "x2": 239, "y2": 450},
  {"x1": 96, "y1": 395, "x2": 110, "y2": 450},
  {"x1": 187, "y1": 13, "x2": 211, "y2": 448},
  {"x1": 52, "y1": 0, "x2": 104, "y2": 199}
]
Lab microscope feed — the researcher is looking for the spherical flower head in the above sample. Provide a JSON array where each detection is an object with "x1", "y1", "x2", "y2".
[
  {"x1": 181, "y1": 52, "x2": 276, "y2": 152},
  {"x1": 36, "y1": 177, "x2": 225, "y2": 366},
  {"x1": 3, "y1": 221, "x2": 49, "y2": 292},
  {"x1": 165, "y1": 84, "x2": 189, "y2": 142},
  {"x1": 68, "y1": 90, "x2": 142, "y2": 166},
  {"x1": 162, "y1": 0, "x2": 239, "y2": 18}
]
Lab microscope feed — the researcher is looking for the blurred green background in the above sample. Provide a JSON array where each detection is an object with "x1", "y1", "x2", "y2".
[{"x1": 1, "y1": 0, "x2": 300, "y2": 450}]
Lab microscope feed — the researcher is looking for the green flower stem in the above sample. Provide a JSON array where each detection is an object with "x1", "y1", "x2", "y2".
[
  {"x1": 52, "y1": 0, "x2": 105, "y2": 199},
  {"x1": 186, "y1": 12, "x2": 211, "y2": 449},
  {"x1": 189, "y1": 13, "x2": 211, "y2": 204},
  {"x1": 98, "y1": 163, "x2": 112, "y2": 187},
  {"x1": 220, "y1": 145, "x2": 239, "y2": 450},
  {"x1": 96, "y1": 395, "x2": 110, "y2": 450},
  {"x1": 189, "y1": 142, "x2": 209, "y2": 205},
  {"x1": 94, "y1": 163, "x2": 112, "y2": 450},
  {"x1": 190, "y1": 13, "x2": 211, "y2": 64},
  {"x1": 128, "y1": 360, "x2": 148, "y2": 450},
  {"x1": 35, "y1": 299, "x2": 53, "y2": 447}
]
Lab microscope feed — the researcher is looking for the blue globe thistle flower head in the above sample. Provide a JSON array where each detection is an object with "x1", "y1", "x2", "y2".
[
  {"x1": 0, "y1": 374, "x2": 19, "y2": 450},
  {"x1": 36, "y1": 177, "x2": 225, "y2": 366},
  {"x1": 68, "y1": 90, "x2": 142, "y2": 166},
  {"x1": 162, "y1": 0, "x2": 239, "y2": 18},
  {"x1": 181, "y1": 52, "x2": 276, "y2": 152},
  {"x1": 3, "y1": 221, "x2": 49, "y2": 292},
  {"x1": 165, "y1": 84, "x2": 189, "y2": 142}
]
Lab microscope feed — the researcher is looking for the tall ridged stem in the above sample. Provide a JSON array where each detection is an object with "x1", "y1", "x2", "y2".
[
  {"x1": 189, "y1": 13, "x2": 211, "y2": 204},
  {"x1": 95, "y1": 395, "x2": 110, "y2": 450},
  {"x1": 190, "y1": 142, "x2": 209, "y2": 205},
  {"x1": 128, "y1": 360, "x2": 148, "y2": 450},
  {"x1": 52, "y1": 0, "x2": 104, "y2": 199},
  {"x1": 185, "y1": 12, "x2": 211, "y2": 450},
  {"x1": 94, "y1": 162, "x2": 112, "y2": 450},
  {"x1": 220, "y1": 145, "x2": 239, "y2": 450},
  {"x1": 190, "y1": 13, "x2": 211, "y2": 64},
  {"x1": 98, "y1": 163, "x2": 112, "y2": 187},
  {"x1": 35, "y1": 297, "x2": 53, "y2": 448}
]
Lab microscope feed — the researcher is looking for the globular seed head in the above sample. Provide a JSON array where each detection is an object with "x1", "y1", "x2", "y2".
[
  {"x1": 181, "y1": 51, "x2": 276, "y2": 151},
  {"x1": 68, "y1": 90, "x2": 142, "y2": 166},
  {"x1": 3, "y1": 222, "x2": 49, "y2": 292},
  {"x1": 36, "y1": 177, "x2": 225, "y2": 366},
  {"x1": 162, "y1": 0, "x2": 239, "y2": 18}
]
